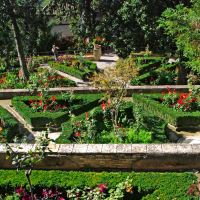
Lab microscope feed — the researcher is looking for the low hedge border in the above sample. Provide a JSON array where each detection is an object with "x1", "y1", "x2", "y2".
[
  {"x1": 12, "y1": 94, "x2": 102, "y2": 130},
  {"x1": 132, "y1": 93, "x2": 200, "y2": 127},
  {"x1": 0, "y1": 106, "x2": 18, "y2": 142},
  {"x1": 0, "y1": 170, "x2": 196, "y2": 199},
  {"x1": 131, "y1": 63, "x2": 177, "y2": 85},
  {"x1": 49, "y1": 61, "x2": 97, "y2": 81}
]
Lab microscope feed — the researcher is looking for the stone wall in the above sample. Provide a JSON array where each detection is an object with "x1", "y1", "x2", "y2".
[
  {"x1": 0, "y1": 144, "x2": 200, "y2": 171},
  {"x1": 0, "y1": 85, "x2": 197, "y2": 99}
]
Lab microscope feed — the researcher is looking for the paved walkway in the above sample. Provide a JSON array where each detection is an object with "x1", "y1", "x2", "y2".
[
  {"x1": 43, "y1": 65, "x2": 88, "y2": 87},
  {"x1": 94, "y1": 53, "x2": 119, "y2": 70}
]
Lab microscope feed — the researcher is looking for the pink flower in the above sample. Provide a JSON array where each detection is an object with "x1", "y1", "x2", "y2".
[
  {"x1": 16, "y1": 187, "x2": 25, "y2": 196},
  {"x1": 59, "y1": 197, "x2": 65, "y2": 200},
  {"x1": 98, "y1": 184, "x2": 107, "y2": 193}
]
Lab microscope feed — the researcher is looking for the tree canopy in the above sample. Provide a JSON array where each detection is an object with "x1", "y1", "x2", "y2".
[{"x1": 159, "y1": 0, "x2": 200, "y2": 73}]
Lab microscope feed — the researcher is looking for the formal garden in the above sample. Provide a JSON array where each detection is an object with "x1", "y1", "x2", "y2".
[{"x1": 0, "y1": 0, "x2": 200, "y2": 199}]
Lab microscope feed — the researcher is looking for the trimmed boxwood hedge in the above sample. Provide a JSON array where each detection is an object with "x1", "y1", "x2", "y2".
[
  {"x1": 131, "y1": 63, "x2": 177, "y2": 85},
  {"x1": 12, "y1": 94, "x2": 102, "y2": 131},
  {"x1": 132, "y1": 93, "x2": 200, "y2": 127},
  {"x1": 49, "y1": 60, "x2": 97, "y2": 81},
  {"x1": 0, "y1": 106, "x2": 18, "y2": 142},
  {"x1": 0, "y1": 170, "x2": 197, "y2": 199}
]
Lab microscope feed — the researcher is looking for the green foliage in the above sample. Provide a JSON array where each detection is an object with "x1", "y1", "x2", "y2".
[
  {"x1": 131, "y1": 56, "x2": 177, "y2": 85},
  {"x1": 132, "y1": 93, "x2": 200, "y2": 127},
  {"x1": 0, "y1": 106, "x2": 18, "y2": 143},
  {"x1": 12, "y1": 94, "x2": 102, "y2": 131},
  {"x1": 0, "y1": 69, "x2": 76, "y2": 89},
  {"x1": 126, "y1": 128, "x2": 152, "y2": 143},
  {"x1": 0, "y1": 170, "x2": 197, "y2": 199},
  {"x1": 49, "y1": 58, "x2": 97, "y2": 81},
  {"x1": 159, "y1": 1, "x2": 200, "y2": 73}
]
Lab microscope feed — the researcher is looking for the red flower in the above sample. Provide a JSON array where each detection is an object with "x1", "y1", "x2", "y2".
[
  {"x1": 101, "y1": 101, "x2": 106, "y2": 111},
  {"x1": 98, "y1": 184, "x2": 107, "y2": 193},
  {"x1": 177, "y1": 98, "x2": 184, "y2": 105},
  {"x1": 74, "y1": 132, "x2": 81, "y2": 137},
  {"x1": 51, "y1": 96, "x2": 56, "y2": 102},
  {"x1": 29, "y1": 99, "x2": 33, "y2": 104},
  {"x1": 43, "y1": 105, "x2": 48, "y2": 111},
  {"x1": 39, "y1": 100, "x2": 43, "y2": 106},
  {"x1": 179, "y1": 93, "x2": 188, "y2": 100},
  {"x1": 38, "y1": 92, "x2": 43, "y2": 97}
]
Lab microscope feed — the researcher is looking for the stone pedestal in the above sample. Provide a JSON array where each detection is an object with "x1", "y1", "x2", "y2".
[{"x1": 93, "y1": 45, "x2": 102, "y2": 61}]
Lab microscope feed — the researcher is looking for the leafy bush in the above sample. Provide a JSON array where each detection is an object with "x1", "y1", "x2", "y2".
[
  {"x1": 0, "y1": 106, "x2": 18, "y2": 143},
  {"x1": 0, "y1": 170, "x2": 197, "y2": 199}
]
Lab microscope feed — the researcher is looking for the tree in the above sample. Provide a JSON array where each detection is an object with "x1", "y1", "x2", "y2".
[
  {"x1": 91, "y1": 56, "x2": 138, "y2": 137},
  {"x1": 0, "y1": 0, "x2": 30, "y2": 80},
  {"x1": 0, "y1": 0, "x2": 50, "y2": 80},
  {"x1": 47, "y1": 0, "x2": 190, "y2": 57},
  {"x1": 159, "y1": 0, "x2": 200, "y2": 74}
]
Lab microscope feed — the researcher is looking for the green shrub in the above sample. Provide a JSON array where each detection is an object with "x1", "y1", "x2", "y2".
[
  {"x1": 49, "y1": 59, "x2": 97, "y2": 81},
  {"x1": 0, "y1": 106, "x2": 18, "y2": 142},
  {"x1": 132, "y1": 93, "x2": 200, "y2": 127},
  {"x1": 12, "y1": 94, "x2": 102, "y2": 131},
  {"x1": 0, "y1": 170, "x2": 196, "y2": 199},
  {"x1": 131, "y1": 56, "x2": 177, "y2": 86}
]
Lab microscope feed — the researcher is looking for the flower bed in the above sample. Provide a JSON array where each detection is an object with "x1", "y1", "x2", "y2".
[
  {"x1": 0, "y1": 106, "x2": 18, "y2": 143},
  {"x1": 0, "y1": 68, "x2": 76, "y2": 89},
  {"x1": 12, "y1": 94, "x2": 102, "y2": 131},
  {"x1": 49, "y1": 57, "x2": 97, "y2": 81},
  {"x1": 132, "y1": 91, "x2": 200, "y2": 128},
  {"x1": 56, "y1": 100, "x2": 167, "y2": 144},
  {"x1": 0, "y1": 170, "x2": 197, "y2": 199}
]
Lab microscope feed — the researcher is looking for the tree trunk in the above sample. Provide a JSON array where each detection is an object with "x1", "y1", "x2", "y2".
[{"x1": 7, "y1": 0, "x2": 29, "y2": 81}]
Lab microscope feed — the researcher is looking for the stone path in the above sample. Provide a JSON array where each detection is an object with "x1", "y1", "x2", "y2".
[
  {"x1": 43, "y1": 53, "x2": 119, "y2": 87},
  {"x1": 0, "y1": 100, "x2": 61, "y2": 141},
  {"x1": 43, "y1": 65, "x2": 88, "y2": 87},
  {"x1": 94, "y1": 53, "x2": 119, "y2": 71},
  {"x1": 167, "y1": 124, "x2": 200, "y2": 144}
]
